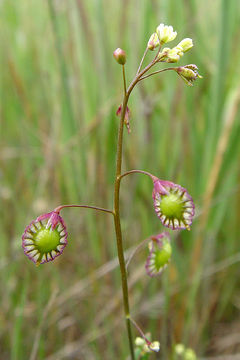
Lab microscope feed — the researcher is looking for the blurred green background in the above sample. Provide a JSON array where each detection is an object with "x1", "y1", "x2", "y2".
[{"x1": 1, "y1": 0, "x2": 240, "y2": 359}]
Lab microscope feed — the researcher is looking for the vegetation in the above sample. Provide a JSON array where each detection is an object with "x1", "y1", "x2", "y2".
[{"x1": 1, "y1": 0, "x2": 240, "y2": 359}]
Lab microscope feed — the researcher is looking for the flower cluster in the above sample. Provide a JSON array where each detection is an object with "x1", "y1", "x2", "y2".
[
  {"x1": 148, "y1": 23, "x2": 193, "y2": 59},
  {"x1": 135, "y1": 335, "x2": 160, "y2": 358},
  {"x1": 148, "y1": 23, "x2": 177, "y2": 50},
  {"x1": 22, "y1": 211, "x2": 68, "y2": 266},
  {"x1": 147, "y1": 23, "x2": 202, "y2": 85},
  {"x1": 160, "y1": 38, "x2": 193, "y2": 63}
]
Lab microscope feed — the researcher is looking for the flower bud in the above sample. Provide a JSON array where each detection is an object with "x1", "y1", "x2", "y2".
[
  {"x1": 156, "y1": 23, "x2": 177, "y2": 44},
  {"x1": 145, "y1": 232, "x2": 171, "y2": 277},
  {"x1": 174, "y1": 344, "x2": 185, "y2": 355},
  {"x1": 22, "y1": 211, "x2": 68, "y2": 265},
  {"x1": 135, "y1": 337, "x2": 145, "y2": 347},
  {"x1": 135, "y1": 335, "x2": 151, "y2": 354},
  {"x1": 159, "y1": 46, "x2": 183, "y2": 63},
  {"x1": 184, "y1": 348, "x2": 197, "y2": 360},
  {"x1": 152, "y1": 178, "x2": 195, "y2": 230},
  {"x1": 148, "y1": 341, "x2": 160, "y2": 352},
  {"x1": 148, "y1": 33, "x2": 160, "y2": 50},
  {"x1": 176, "y1": 64, "x2": 202, "y2": 86},
  {"x1": 177, "y1": 38, "x2": 193, "y2": 52},
  {"x1": 113, "y1": 48, "x2": 126, "y2": 65},
  {"x1": 116, "y1": 104, "x2": 131, "y2": 133}
]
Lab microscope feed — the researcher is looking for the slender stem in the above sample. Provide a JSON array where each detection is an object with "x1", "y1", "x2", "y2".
[
  {"x1": 153, "y1": 44, "x2": 162, "y2": 62},
  {"x1": 136, "y1": 46, "x2": 148, "y2": 74},
  {"x1": 139, "y1": 67, "x2": 175, "y2": 81},
  {"x1": 119, "y1": 169, "x2": 154, "y2": 182},
  {"x1": 126, "y1": 237, "x2": 150, "y2": 270},
  {"x1": 122, "y1": 65, "x2": 127, "y2": 96},
  {"x1": 113, "y1": 48, "x2": 164, "y2": 360},
  {"x1": 113, "y1": 90, "x2": 136, "y2": 359},
  {"x1": 54, "y1": 204, "x2": 114, "y2": 216},
  {"x1": 129, "y1": 317, "x2": 151, "y2": 345}
]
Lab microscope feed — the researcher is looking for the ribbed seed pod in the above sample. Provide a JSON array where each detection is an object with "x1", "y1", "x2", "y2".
[{"x1": 22, "y1": 211, "x2": 68, "y2": 266}]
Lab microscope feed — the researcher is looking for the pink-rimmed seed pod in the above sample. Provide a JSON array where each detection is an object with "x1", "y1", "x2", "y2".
[
  {"x1": 22, "y1": 211, "x2": 68, "y2": 266},
  {"x1": 152, "y1": 177, "x2": 195, "y2": 230},
  {"x1": 145, "y1": 232, "x2": 171, "y2": 277}
]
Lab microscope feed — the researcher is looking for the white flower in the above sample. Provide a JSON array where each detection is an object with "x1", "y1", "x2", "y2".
[
  {"x1": 177, "y1": 38, "x2": 193, "y2": 52},
  {"x1": 148, "y1": 341, "x2": 160, "y2": 352},
  {"x1": 156, "y1": 23, "x2": 177, "y2": 44},
  {"x1": 160, "y1": 46, "x2": 183, "y2": 63},
  {"x1": 135, "y1": 337, "x2": 145, "y2": 346}
]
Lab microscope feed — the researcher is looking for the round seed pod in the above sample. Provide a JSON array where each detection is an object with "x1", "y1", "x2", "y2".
[{"x1": 22, "y1": 211, "x2": 68, "y2": 266}]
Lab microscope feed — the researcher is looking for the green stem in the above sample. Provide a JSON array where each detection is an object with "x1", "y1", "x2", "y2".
[
  {"x1": 127, "y1": 58, "x2": 157, "y2": 95},
  {"x1": 136, "y1": 45, "x2": 148, "y2": 74},
  {"x1": 119, "y1": 169, "x2": 154, "y2": 182},
  {"x1": 129, "y1": 317, "x2": 151, "y2": 346},
  {"x1": 113, "y1": 91, "x2": 135, "y2": 359},
  {"x1": 54, "y1": 204, "x2": 114, "y2": 216},
  {"x1": 139, "y1": 67, "x2": 175, "y2": 81},
  {"x1": 122, "y1": 65, "x2": 127, "y2": 96},
  {"x1": 113, "y1": 52, "x2": 161, "y2": 360}
]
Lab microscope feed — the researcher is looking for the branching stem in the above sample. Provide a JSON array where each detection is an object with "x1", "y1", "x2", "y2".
[
  {"x1": 139, "y1": 67, "x2": 175, "y2": 81},
  {"x1": 54, "y1": 47, "x2": 167, "y2": 359},
  {"x1": 129, "y1": 317, "x2": 151, "y2": 346},
  {"x1": 113, "y1": 48, "x2": 163, "y2": 360},
  {"x1": 136, "y1": 46, "x2": 148, "y2": 74}
]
